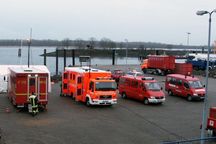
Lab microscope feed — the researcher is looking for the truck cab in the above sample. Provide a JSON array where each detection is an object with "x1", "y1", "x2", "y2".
[
  {"x1": 165, "y1": 74, "x2": 205, "y2": 101},
  {"x1": 118, "y1": 75, "x2": 165, "y2": 105},
  {"x1": 87, "y1": 78, "x2": 117, "y2": 105}
]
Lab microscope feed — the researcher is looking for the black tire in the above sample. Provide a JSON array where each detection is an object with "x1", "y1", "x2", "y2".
[
  {"x1": 86, "y1": 98, "x2": 91, "y2": 107},
  {"x1": 71, "y1": 93, "x2": 75, "y2": 100},
  {"x1": 168, "y1": 90, "x2": 173, "y2": 96},
  {"x1": 213, "y1": 130, "x2": 216, "y2": 137},
  {"x1": 142, "y1": 68, "x2": 147, "y2": 74},
  {"x1": 144, "y1": 98, "x2": 149, "y2": 105},
  {"x1": 122, "y1": 92, "x2": 127, "y2": 99},
  {"x1": 187, "y1": 95, "x2": 192, "y2": 101}
]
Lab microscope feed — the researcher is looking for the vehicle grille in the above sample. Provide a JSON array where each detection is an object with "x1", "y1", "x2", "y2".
[
  {"x1": 155, "y1": 96, "x2": 164, "y2": 99},
  {"x1": 99, "y1": 95, "x2": 112, "y2": 100},
  {"x1": 198, "y1": 94, "x2": 205, "y2": 97}
]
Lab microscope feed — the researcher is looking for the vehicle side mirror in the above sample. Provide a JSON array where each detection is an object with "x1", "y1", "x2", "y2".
[
  {"x1": 161, "y1": 87, "x2": 163, "y2": 90},
  {"x1": 203, "y1": 85, "x2": 205, "y2": 88},
  {"x1": 3, "y1": 76, "x2": 6, "y2": 81}
]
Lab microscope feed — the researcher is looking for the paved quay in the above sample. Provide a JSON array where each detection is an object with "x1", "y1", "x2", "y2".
[{"x1": 0, "y1": 65, "x2": 215, "y2": 144}]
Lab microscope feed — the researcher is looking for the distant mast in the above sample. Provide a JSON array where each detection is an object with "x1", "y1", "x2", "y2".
[{"x1": 27, "y1": 28, "x2": 32, "y2": 68}]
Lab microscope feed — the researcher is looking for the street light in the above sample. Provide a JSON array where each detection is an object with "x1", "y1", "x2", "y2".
[
  {"x1": 186, "y1": 32, "x2": 191, "y2": 46},
  {"x1": 125, "y1": 39, "x2": 128, "y2": 65},
  {"x1": 197, "y1": 9, "x2": 216, "y2": 144}
]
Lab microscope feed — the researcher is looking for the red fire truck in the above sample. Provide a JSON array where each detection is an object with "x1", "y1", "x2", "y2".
[
  {"x1": 61, "y1": 66, "x2": 117, "y2": 106},
  {"x1": 206, "y1": 107, "x2": 216, "y2": 136},
  {"x1": 7, "y1": 66, "x2": 50, "y2": 114}
]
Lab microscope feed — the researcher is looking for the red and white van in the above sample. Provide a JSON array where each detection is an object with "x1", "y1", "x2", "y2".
[
  {"x1": 165, "y1": 74, "x2": 205, "y2": 101},
  {"x1": 118, "y1": 75, "x2": 165, "y2": 104}
]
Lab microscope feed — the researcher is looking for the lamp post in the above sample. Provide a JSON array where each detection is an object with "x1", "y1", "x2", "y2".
[
  {"x1": 197, "y1": 9, "x2": 216, "y2": 144},
  {"x1": 125, "y1": 39, "x2": 128, "y2": 65},
  {"x1": 186, "y1": 32, "x2": 191, "y2": 45}
]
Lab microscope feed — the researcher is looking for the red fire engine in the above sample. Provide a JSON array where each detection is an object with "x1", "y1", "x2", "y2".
[
  {"x1": 7, "y1": 66, "x2": 50, "y2": 114},
  {"x1": 61, "y1": 66, "x2": 117, "y2": 106},
  {"x1": 207, "y1": 107, "x2": 216, "y2": 136}
]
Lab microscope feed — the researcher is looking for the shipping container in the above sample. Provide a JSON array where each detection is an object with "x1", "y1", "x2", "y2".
[
  {"x1": 174, "y1": 63, "x2": 193, "y2": 75},
  {"x1": 141, "y1": 55, "x2": 175, "y2": 75}
]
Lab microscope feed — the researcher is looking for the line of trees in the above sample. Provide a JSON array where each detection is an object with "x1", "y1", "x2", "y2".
[{"x1": 0, "y1": 37, "x2": 207, "y2": 50}]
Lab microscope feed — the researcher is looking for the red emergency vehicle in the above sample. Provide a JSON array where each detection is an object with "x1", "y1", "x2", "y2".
[
  {"x1": 206, "y1": 107, "x2": 216, "y2": 136},
  {"x1": 141, "y1": 55, "x2": 175, "y2": 75},
  {"x1": 8, "y1": 66, "x2": 50, "y2": 110},
  {"x1": 111, "y1": 69, "x2": 124, "y2": 83},
  {"x1": 165, "y1": 74, "x2": 205, "y2": 101},
  {"x1": 61, "y1": 66, "x2": 117, "y2": 106},
  {"x1": 118, "y1": 75, "x2": 165, "y2": 104}
]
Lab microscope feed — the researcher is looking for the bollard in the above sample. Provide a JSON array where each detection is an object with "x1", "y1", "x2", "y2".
[
  {"x1": 64, "y1": 49, "x2": 66, "y2": 69},
  {"x1": 72, "y1": 49, "x2": 75, "y2": 66},
  {"x1": 112, "y1": 49, "x2": 116, "y2": 65},
  {"x1": 44, "y1": 49, "x2": 46, "y2": 66},
  {"x1": 56, "y1": 48, "x2": 59, "y2": 76}
]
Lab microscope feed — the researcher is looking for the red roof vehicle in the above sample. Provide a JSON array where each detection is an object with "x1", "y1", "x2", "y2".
[
  {"x1": 118, "y1": 75, "x2": 165, "y2": 104},
  {"x1": 7, "y1": 66, "x2": 50, "y2": 115},
  {"x1": 206, "y1": 107, "x2": 216, "y2": 136},
  {"x1": 61, "y1": 66, "x2": 117, "y2": 106},
  {"x1": 165, "y1": 74, "x2": 205, "y2": 101},
  {"x1": 111, "y1": 69, "x2": 124, "y2": 83}
]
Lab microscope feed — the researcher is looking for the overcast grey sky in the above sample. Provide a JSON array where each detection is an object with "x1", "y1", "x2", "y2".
[{"x1": 0, "y1": 0, "x2": 215, "y2": 45}]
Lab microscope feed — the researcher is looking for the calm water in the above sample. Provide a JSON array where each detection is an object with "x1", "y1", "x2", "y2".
[{"x1": 0, "y1": 46, "x2": 140, "y2": 75}]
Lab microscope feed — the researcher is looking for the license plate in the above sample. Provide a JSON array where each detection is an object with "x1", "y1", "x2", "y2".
[{"x1": 102, "y1": 101, "x2": 109, "y2": 103}]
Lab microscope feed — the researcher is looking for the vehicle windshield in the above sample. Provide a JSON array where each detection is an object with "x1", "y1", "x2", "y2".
[
  {"x1": 136, "y1": 73, "x2": 144, "y2": 77},
  {"x1": 145, "y1": 82, "x2": 161, "y2": 91},
  {"x1": 188, "y1": 80, "x2": 203, "y2": 88},
  {"x1": 127, "y1": 72, "x2": 144, "y2": 77},
  {"x1": 115, "y1": 70, "x2": 123, "y2": 74},
  {"x1": 95, "y1": 82, "x2": 117, "y2": 91}
]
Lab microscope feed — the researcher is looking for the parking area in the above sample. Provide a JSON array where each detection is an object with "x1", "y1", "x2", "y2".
[{"x1": 0, "y1": 73, "x2": 215, "y2": 144}]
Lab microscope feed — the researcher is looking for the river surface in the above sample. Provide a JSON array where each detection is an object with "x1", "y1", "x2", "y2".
[{"x1": 0, "y1": 46, "x2": 140, "y2": 75}]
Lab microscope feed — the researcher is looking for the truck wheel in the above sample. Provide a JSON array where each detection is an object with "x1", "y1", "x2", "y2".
[
  {"x1": 86, "y1": 98, "x2": 91, "y2": 107},
  {"x1": 213, "y1": 130, "x2": 216, "y2": 136},
  {"x1": 168, "y1": 90, "x2": 173, "y2": 96},
  {"x1": 144, "y1": 98, "x2": 149, "y2": 105},
  {"x1": 122, "y1": 92, "x2": 127, "y2": 99},
  {"x1": 71, "y1": 93, "x2": 75, "y2": 100},
  {"x1": 187, "y1": 95, "x2": 192, "y2": 101},
  {"x1": 142, "y1": 69, "x2": 147, "y2": 74}
]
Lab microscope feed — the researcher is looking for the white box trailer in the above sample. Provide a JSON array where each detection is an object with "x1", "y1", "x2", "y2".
[{"x1": 0, "y1": 65, "x2": 51, "y2": 93}]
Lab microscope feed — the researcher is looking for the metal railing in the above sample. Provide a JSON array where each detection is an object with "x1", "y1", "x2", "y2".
[{"x1": 161, "y1": 137, "x2": 216, "y2": 144}]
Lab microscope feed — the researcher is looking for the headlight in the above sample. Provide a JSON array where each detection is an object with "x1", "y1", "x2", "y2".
[
  {"x1": 150, "y1": 96, "x2": 155, "y2": 99},
  {"x1": 193, "y1": 94, "x2": 198, "y2": 96}
]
